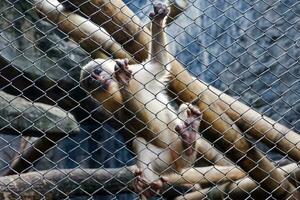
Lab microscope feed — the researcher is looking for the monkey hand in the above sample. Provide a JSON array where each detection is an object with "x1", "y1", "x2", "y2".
[
  {"x1": 175, "y1": 105, "x2": 202, "y2": 156},
  {"x1": 133, "y1": 168, "x2": 168, "y2": 199},
  {"x1": 149, "y1": 3, "x2": 169, "y2": 24},
  {"x1": 114, "y1": 58, "x2": 132, "y2": 85}
]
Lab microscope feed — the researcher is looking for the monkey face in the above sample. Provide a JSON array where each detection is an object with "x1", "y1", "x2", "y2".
[
  {"x1": 80, "y1": 59, "x2": 123, "y2": 112},
  {"x1": 90, "y1": 67, "x2": 112, "y2": 90},
  {"x1": 80, "y1": 59, "x2": 116, "y2": 92}
]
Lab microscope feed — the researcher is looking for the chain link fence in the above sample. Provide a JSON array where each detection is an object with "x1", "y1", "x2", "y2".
[{"x1": 0, "y1": 0, "x2": 299, "y2": 199}]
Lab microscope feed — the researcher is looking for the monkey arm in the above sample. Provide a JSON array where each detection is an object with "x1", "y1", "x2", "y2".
[
  {"x1": 132, "y1": 137, "x2": 162, "y2": 182},
  {"x1": 149, "y1": 3, "x2": 170, "y2": 66}
]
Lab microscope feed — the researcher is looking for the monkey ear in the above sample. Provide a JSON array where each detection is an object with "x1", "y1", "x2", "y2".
[{"x1": 149, "y1": 12, "x2": 155, "y2": 19}]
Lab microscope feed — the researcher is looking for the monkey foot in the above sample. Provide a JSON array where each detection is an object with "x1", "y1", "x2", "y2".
[
  {"x1": 175, "y1": 105, "x2": 202, "y2": 156},
  {"x1": 114, "y1": 58, "x2": 132, "y2": 85},
  {"x1": 133, "y1": 168, "x2": 168, "y2": 198},
  {"x1": 149, "y1": 3, "x2": 169, "y2": 23}
]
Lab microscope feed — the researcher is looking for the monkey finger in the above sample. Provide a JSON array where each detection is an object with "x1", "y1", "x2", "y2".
[
  {"x1": 134, "y1": 179, "x2": 145, "y2": 193},
  {"x1": 134, "y1": 168, "x2": 142, "y2": 176},
  {"x1": 151, "y1": 181, "x2": 162, "y2": 191},
  {"x1": 124, "y1": 58, "x2": 129, "y2": 65},
  {"x1": 149, "y1": 12, "x2": 155, "y2": 19},
  {"x1": 187, "y1": 109, "x2": 192, "y2": 117},
  {"x1": 135, "y1": 178, "x2": 148, "y2": 194},
  {"x1": 115, "y1": 60, "x2": 123, "y2": 67},
  {"x1": 189, "y1": 105, "x2": 202, "y2": 116},
  {"x1": 154, "y1": 3, "x2": 163, "y2": 13},
  {"x1": 160, "y1": 176, "x2": 169, "y2": 184},
  {"x1": 125, "y1": 69, "x2": 132, "y2": 75},
  {"x1": 175, "y1": 124, "x2": 184, "y2": 133},
  {"x1": 143, "y1": 190, "x2": 153, "y2": 199},
  {"x1": 158, "y1": 8, "x2": 166, "y2": 15},
  {"x1": 135, "y1": 183, "x2": 144, "y2": 194}
]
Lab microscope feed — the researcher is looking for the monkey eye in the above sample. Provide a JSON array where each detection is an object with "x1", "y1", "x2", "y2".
[{"x1": 93, "y1": 68, "x2": 102, "y2": 75}]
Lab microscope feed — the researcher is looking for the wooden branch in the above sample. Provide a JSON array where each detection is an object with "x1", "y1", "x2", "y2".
[
  {"x1": 35, "y1": 0, "x2": 135, "y2": 62},
  {"x1": 5, "y1": 134, "x2": 66, "y2": 176},
  {"x1": 33, "y1": 0, "x2": 226, "y2": 167},
  {"x1": 33, "y1": 0, "x2": 300, "y2": 198},
  {"x1": 44, "y1": 0, "x2": 300, "y2": 164},
  {"x1": 1, "y1": 164, "x2": 299, "y2": 199},
  {"x1": 215, "y1": 91, "x2": 300, "y2": 162},
  {"x1": 0, "y1": 166, "x2": 135, "y2": 199},
  {"x1": 0, "y1": 165, "x2": 246, "y2": 199},
  {"x1": 196, "y1": 138, "x2": 231, "y2": 166},
  {"x1": 167, "y1": 165, "x2": 246, "y2": 187},
  {"x1": 169, "y1": 53, "x2": 300, "y2": 199},
  {"x1": 167, "y1": 0, "x2": 189, "y2": 24},
  {"x1": 0, "y1": 165, "x2": 244, "y2": 199},
  {"x1": 59, "y1": 0, "x2": 151, "y2": 62},
  {"x1": 175, "y1": 163, "x2": 300, "y2": 200},
  {"x1": 169, "y1": 55, "x2": 300, "y2": 163}
]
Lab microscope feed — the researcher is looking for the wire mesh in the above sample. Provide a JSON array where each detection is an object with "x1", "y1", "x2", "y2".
[{"x1": 0, "y1": 0, "x2": 299, "y2": 199}]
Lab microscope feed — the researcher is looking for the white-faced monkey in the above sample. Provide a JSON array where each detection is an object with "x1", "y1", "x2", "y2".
[{"x1": 80, "y1": 3, "x2": 202, "y2": 198}]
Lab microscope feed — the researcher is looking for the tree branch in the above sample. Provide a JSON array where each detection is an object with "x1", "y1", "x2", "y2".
[
  {"x1": 32, "y1": 0, "x2": 300, "y2": 198},
  {"x1": 59, "y1": 0, "x2": 151, "y2": 62},
  {"x1": 1, "y1": 164, "x2": 300, "y2": 199},
  {"x1": 0, "y1": 166, "x2": 135, "y2": 199},
  {"x1": 175, "y1": 163, "x2": 300, "y2": 200},
  {"x1": 35, "y1": 0, "x2": 136, "y2": 63}
]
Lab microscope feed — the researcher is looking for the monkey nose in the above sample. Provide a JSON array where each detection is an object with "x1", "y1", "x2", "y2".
[{"x1": 93, "y1": 68, "x2": 102, "y2": 75}]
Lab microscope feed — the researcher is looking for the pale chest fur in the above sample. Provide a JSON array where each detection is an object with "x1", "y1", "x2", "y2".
[{"x1": 123, "y1": 63, "x2": 179, "y2": 145}]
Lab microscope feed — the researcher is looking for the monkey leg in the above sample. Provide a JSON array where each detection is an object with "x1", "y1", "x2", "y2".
[
  {"x1": 132, "y1": 137, "x2": 170, "y2": 199},
  {"x1": 133, "y1": 167, "x2": 168, "y2": 199},
  {"x1": 175, "y1": 104, "x2": 202, "y2": 156},
  {"x1": 168, "y1": 62, "x2": 299, "y2": 198},
  {"x1": 177, "y1": 104, "x2": 231, "y2": 166}
]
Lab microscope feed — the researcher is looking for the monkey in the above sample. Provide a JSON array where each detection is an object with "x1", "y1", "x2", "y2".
[{"x1": 80, "y1": 3, "x2": 203, "y2": 198}]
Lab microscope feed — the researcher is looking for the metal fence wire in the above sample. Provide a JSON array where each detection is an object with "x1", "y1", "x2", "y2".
[{"x1": 0, "y1": 0, "x2": 299, "y2": 199}]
